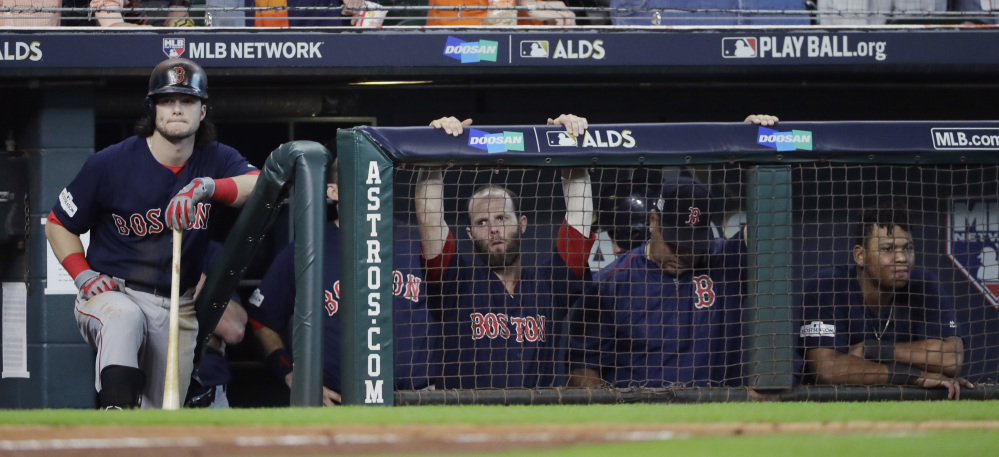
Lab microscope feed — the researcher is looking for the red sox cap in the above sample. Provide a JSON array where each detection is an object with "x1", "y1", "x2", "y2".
[{"x1": 656, "y1": 176, "x2": 715, "y2": 254}]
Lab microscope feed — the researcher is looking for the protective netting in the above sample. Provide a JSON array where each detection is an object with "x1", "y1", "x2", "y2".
[
  {"x1": 2, "y1": 2, "x2": 997, "y2": 27},
  {"x1": 383, "y1": 163, "x2": 998, "y2": 398}
]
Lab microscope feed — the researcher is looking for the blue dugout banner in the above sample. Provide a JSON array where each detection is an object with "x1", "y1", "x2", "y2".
[
  {"x1": 357, "y1": 120, "x2": 999, "y2": 166},
  {"x1": 1, "y1": 28, "x2": 999, "y2": 74}
]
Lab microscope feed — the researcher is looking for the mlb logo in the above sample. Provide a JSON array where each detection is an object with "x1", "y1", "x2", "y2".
[
  {"x1": 721, "y1": 37, "x2": 757, "y2": 59},
  {"x1": 948, "y1": 197, "x2": 999, "y2": 308},
  {"x1": 546, "y1": 131, "x2": 577, "y2": 147},
  {"x1": 520, "y1": 41, "x2": 549, "y2": 58},
  {"x1": 163, "y1": 38, "x2": 186, "y2": 59}
]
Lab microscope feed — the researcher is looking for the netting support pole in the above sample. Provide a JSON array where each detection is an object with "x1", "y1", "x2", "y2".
[
  {"x1": 745, "y1": 165, "x2": 795, "y2": 390},
  {"x1": 337, "y1": 128, "x2": 395, "y2": 406}
]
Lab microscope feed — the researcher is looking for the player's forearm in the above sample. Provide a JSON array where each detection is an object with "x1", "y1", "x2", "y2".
[
  {"x1": 45, "y1": 222, "x2": 85, "y2": 264},
  {"x1": 561, "y1": 167, "x2": 592, "y2": 237},
  {"x1": 893, "y1": 337, "x2": 964, "y2": 377},
  {"x1": 807, "y1": 348, "x2": 895, "y2": 385},
  {"x1": 415, "y1": 169, "x2": 449, "y2": 258},
  {"x1": 229, "y1": 174, "x2": 259, "y2": 207},
  {"x1": 253, "y1": 325, "x2": 287, "y2": 357}
]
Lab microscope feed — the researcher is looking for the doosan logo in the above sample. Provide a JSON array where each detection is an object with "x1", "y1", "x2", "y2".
[
  {"x1": 757, "y1": 126, "x2": 812, "y2": 152},
  {"x1": 468, "y1": 129, "x2": 524, "y2": 153},
  {"x1": 444, "y1": 36, "x2": 498, "y2": 63}
]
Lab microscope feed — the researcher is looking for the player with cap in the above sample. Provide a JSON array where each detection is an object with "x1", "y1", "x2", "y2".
[
  {"x1": 568, "y1": 175, "x2": 746, "y2": 388},
  {"x1": 45, "y1": 58, "x2": 259, "y2": 409}
]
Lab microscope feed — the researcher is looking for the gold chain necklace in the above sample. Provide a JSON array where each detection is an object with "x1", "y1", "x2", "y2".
[{"x1": 872, "y1": 305, "x2": 894, "y2": 341}]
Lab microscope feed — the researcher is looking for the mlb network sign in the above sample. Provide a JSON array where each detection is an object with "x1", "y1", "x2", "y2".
[
  {"x1": 757, "y1": 127, "x2": 812, "y2": 152},
  {"x1": 468, "y1": 129, "x2": 524, "y2": 153},
  {"x1": 949, "y1": 197, "x2": 999, "y2": 308},
  {"x1": 444, "y1": 36, "x2": 498, "y2": 63}
]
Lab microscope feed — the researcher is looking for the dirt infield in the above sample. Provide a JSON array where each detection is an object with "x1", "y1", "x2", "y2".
[{"x1": 2, "y1": 421, "x2": 998, "y2": 457}]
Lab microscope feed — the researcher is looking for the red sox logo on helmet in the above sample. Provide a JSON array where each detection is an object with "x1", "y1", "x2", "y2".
[
  {"x1": 168, "y1": 66, "x2": 186, "y2": 85},
  {"x1": 686, "y1": 207, "x2": 701, "y2": 226}
]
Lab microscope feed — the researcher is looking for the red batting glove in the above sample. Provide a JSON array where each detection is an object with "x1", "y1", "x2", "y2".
[
  {"x1": 74, "y1": 269, "x2": 119, "y2": 299},
  {"x1": 166, "y1": 177, "x2": 215, "y2": 230}
]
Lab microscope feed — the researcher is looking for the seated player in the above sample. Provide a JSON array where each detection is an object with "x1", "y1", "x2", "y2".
[{"x1": 799, "y1": 204, "x2": 973, "y2": 399}]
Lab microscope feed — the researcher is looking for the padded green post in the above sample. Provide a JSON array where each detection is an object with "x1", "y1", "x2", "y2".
[
  {"x1": 745, "y1": 165, "x2": 794, "y2": 391},
  {"x1": 336, "y1": 128, "x2": 395, "y2": 406}
]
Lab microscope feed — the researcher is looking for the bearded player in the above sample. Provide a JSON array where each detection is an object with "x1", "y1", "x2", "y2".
[
  {"x1": 417, "y1": 114, "x2": 593, "y2": 389},
  {"x1": 45, "y1": 58, "x2": 259, "y2": 409}
]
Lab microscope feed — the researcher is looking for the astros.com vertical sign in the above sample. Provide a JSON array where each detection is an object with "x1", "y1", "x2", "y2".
[{"x1": 362, "y1": 160, "x2": 389, "y2": 403}]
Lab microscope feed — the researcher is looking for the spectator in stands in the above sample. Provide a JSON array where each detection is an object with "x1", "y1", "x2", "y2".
[
  {"x1": 246, "y1": 157, "x2": 438, "y2": 406},
  {"x1": 250, "y1": 0, "x2": 364, "y2": 26},
  {"x1": 815, "y1": 0, "x2": 950, "y2": 25},
  {"x1": 426, "y1": 0, "x2": 576, "y2": 25},
  {"x1": 611, "y1": 0, "x2": 810, "y2": 26},
  {"x1": 90, "y1": 0, "x2": 194, "y2": 26},
  {"x1": 0, "y1": 0, "x2": 61, "y2": 26},
  {"x1": 568, "y1": 175, "x2": 747, "y2": 388},
  {"x1": 949, "y1": 0, "x2": 996, "y2": 24},
  {"x1": 417, "y1": 114, "x2": 592, "y2": 389},
  {"x1": 205, "y1": 0, "x2": 244, "y2": 26},
  {"x1": 798, "y1": 204, "x2": 973, "y2": 399}
]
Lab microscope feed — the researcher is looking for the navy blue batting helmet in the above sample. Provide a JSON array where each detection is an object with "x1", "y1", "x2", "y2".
[
  {"x1": 147, "y1": 58, "x2": 208, "y2": 100},
  {"x1": 598, "y1": 185, "x2": 658, "y2": 252}
]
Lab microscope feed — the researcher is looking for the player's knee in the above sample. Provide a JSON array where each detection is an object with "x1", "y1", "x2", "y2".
[{"x1": 98, "y1": 365, "x2": 145, "y2": 410}]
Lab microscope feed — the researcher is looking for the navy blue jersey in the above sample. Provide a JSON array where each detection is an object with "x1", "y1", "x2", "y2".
[
  {"x1": 425, "y1": 223, "x2": 595, "y2": 389},
  {"x1": 569, "y1": 236, "x2": 746, "y2": 388},
  {"x1": 798, "y1": 265, "x2": 959, "y2": 356},
  {"x1": 247, "y1": 222, "x2": 438, "y2": 392},
  {"x1": 50, "y1": 136, "x2": 257, "y2": 291},
  {"x1": 594, "y1": 249, "x2": 631, "y2": 282}
]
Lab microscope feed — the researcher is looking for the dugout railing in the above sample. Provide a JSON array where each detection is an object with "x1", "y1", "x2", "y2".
[{"x1": 333, "y1": 120, "x2": 999, "y2": 405}]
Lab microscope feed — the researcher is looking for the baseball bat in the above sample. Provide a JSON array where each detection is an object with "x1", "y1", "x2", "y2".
[{"x1": 163, "y1": 228, "x2": 182, "y2": 410}]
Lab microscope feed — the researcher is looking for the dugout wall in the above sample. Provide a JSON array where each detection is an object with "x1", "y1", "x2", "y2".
[
  {"x1": 337, "y1": 120, "x2": 999, "y2": 405},
  {"x1": 4, "y1": 25, "x2": 999, "y2": 408}
]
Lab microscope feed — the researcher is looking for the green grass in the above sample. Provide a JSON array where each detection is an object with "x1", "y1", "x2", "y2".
[
  {"x1": 429, "y1": 430, "x2": 999, "y2": 457},
  {"x1": 1, "y1": 401, "x2": 997, "y2": 426}
]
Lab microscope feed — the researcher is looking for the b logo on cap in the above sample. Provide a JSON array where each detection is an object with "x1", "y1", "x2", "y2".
[
  {"x1": 686, "y1": 207, "x2": 701, "y2": 226},
  {"x1": 168, "y1": 66, "x2": 186, "y2": 85}
]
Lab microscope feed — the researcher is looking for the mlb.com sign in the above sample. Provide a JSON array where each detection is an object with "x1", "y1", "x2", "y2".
[
  {"x1": 469, "y1": 129, "x2": 524, "y2": 153},
  {"x1": 757, "y1": 126, "x2": 812, "y2": 152},
  {"x1": 444, "y1": 36, "x2": 498, "y2": 63}
]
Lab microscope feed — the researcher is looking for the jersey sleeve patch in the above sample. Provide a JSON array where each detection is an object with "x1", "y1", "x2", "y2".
[
  {"x1": 799, "y1": 321, "x2": 835, "y2": 337},
  {"x1": 58, "y1": 188, "x2": 78, "y2": 217},
  {"x1": 249, "y1": 288, "x2": 265, "y2": 307}
]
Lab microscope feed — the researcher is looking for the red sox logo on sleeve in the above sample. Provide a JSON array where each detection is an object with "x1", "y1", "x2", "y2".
[
  {"x1": 686, "y1": 207, "x2": 701, "y2": 226},
  {"x1": 693, "y1": 274, "x2": 716, "y2": 309},
  {"x1": 111, "y1": 203, "x2": 211, "y2": 235},
  {"x1": 470, "y1": 313, "x2": 547, "y2": 343}
]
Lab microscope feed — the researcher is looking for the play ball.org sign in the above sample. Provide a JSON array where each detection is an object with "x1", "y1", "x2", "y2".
[{"x1": 948, "y1": 197, "x2": 999, "y2": 308}]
